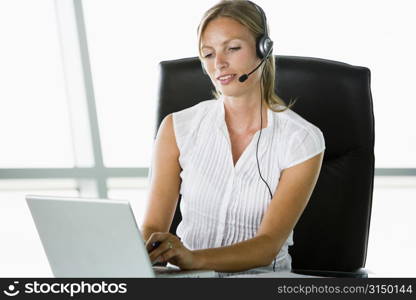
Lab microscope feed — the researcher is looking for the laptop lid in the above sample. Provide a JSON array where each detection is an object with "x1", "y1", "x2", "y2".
[{"x1": 26, "y1": 194, "x2": 155, "y2": 278}]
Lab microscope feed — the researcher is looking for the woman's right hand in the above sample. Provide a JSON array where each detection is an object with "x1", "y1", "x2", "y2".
[{"x1": 146, "y1": 232, "x2": 198, "y2": 270}]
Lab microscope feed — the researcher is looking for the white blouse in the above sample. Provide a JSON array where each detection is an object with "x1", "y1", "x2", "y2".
[{"x1": 172, "y1": 97, "x2": 325, "y2": 271}]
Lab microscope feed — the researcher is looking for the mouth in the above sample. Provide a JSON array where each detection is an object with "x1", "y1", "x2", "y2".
[{"x1": 216, "y1": 74, "x2": 237, "y2": 85}]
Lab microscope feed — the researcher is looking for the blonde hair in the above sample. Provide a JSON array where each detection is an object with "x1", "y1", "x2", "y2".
[{"x1": 197, "y1": 0, "x2": 294, "y2": 112}]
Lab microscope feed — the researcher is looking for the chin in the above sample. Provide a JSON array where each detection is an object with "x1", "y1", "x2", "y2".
[
  {"x1": 219, "y1": 90, "x2": 240, "y2": 98},
  {"x1": 219, "y1": 86, "x2": 249, "y2": 98}
]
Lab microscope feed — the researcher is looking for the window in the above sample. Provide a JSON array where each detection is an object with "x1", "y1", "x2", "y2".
[
  {"x1": 366, "y1": 177, "x2": 416, "y2": 276},
  {"x1": 81, "y1": 0, "x2": 218, "y2": 167},
  {"x1": 259, "y1": 0, "x2": 416, "y2": 168},
  {"x1": 0, "y1": 0, "x2": 74, "y2": 168}
]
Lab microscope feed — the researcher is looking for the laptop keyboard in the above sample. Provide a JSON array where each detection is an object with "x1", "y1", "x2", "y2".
[{"x1": 153, "y1": 266, "x2": 216, "y2": 278}]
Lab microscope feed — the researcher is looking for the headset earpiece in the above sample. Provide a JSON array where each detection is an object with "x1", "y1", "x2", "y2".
[
  {"x1": 248, "y1": 1, "x2": 274, "y2": 60},
  {"x1": 256, "y1": 35, "x2": 273, "y2": 60}
]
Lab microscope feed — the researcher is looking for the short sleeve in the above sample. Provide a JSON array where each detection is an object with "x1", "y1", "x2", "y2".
[
  {"x1": 281, "y1": 125, "x2": 325, "y2": 170},
  {"x1": 172, "y1": 109, "x2": 191, "y2": 153},
  {"x1": 172, "y1": 100, "x2": 215, "y2": 165}
]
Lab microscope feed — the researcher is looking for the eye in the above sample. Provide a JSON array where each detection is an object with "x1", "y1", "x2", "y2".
[
  {"x1": 229, "y1": 46, "x2": 241, "y2": 51},
  {"x1": 204, "y1": 53, "x2": 213, "y2": 58}
]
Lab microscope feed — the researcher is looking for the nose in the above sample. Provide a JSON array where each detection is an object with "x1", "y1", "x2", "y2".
[{"x1": 215, "y1": 53, "x2": 228, "y2": 71}]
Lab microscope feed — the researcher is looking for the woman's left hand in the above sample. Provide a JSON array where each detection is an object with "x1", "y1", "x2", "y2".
[{"x1": 145, "y1": 232, "x2": 197, "y2": 270}]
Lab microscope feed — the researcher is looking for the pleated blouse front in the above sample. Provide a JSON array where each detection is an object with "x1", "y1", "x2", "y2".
[{"x1": 172, "y1": 97, "x2": 325, "y2": 266}]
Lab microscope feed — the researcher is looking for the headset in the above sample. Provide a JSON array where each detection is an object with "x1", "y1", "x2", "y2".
[{"x1": 250, "y1": 0, "x2": 274, "y2": 61}]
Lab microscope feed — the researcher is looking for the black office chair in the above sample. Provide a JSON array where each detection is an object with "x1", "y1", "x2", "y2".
[{"x1": 155, "y1": 55, "x2": 375, "y2": 278}]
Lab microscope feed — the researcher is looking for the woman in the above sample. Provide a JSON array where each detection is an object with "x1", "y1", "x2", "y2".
[{"x1": 141, "y1": 0, "x2": 325, "y2": 275}]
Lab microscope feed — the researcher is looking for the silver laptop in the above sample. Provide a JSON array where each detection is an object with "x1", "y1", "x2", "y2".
[{"x1": 25, "y1": 194, "x2": 216, "y2": 278}]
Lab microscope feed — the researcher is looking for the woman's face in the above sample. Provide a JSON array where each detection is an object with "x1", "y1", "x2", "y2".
[{"x1": 200, "y1": 17, "x2": 262, "y2": 98}]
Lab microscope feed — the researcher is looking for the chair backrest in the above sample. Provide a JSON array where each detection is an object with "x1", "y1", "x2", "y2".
[{"x1": 156, "y1": 55, "x2": 374, "y2": 273}]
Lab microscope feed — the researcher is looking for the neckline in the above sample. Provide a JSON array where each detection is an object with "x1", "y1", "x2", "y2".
[
  {"x1": 215, "y1": 97, "x2": 273, "y2": 169},
  {"x1": 216, "y1": 97, "x2": 273, "y2": 132}
]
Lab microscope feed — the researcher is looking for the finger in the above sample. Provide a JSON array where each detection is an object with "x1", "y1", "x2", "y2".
[
  {"x1": 145, "y1": 232, "x2": 169, "y2": 252},
  {"x1": 149, "y1": 239, "x2": 175, "y2": 262},
  {"x1": 153, "y1": 237, "x2": 184, "y2": 264},
  {"x1": 158, "y1": 248, "x2": 178, "y2": 263}
]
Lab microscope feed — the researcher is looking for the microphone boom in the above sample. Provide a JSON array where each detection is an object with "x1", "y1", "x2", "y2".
[{"x1": 238, "y1": 58, "x2": 267, "y2": 83}]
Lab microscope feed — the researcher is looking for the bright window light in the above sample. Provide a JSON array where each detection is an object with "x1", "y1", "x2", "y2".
[
  {"x1": 0, "y1": 179, "x2": 79, "y2": 277},
  {"x1": 0, "y1": 0, "x2": 74, "y2": 168},
  {"x1": 83, "y1": 0, "x2": 416, "y2": 168}
]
